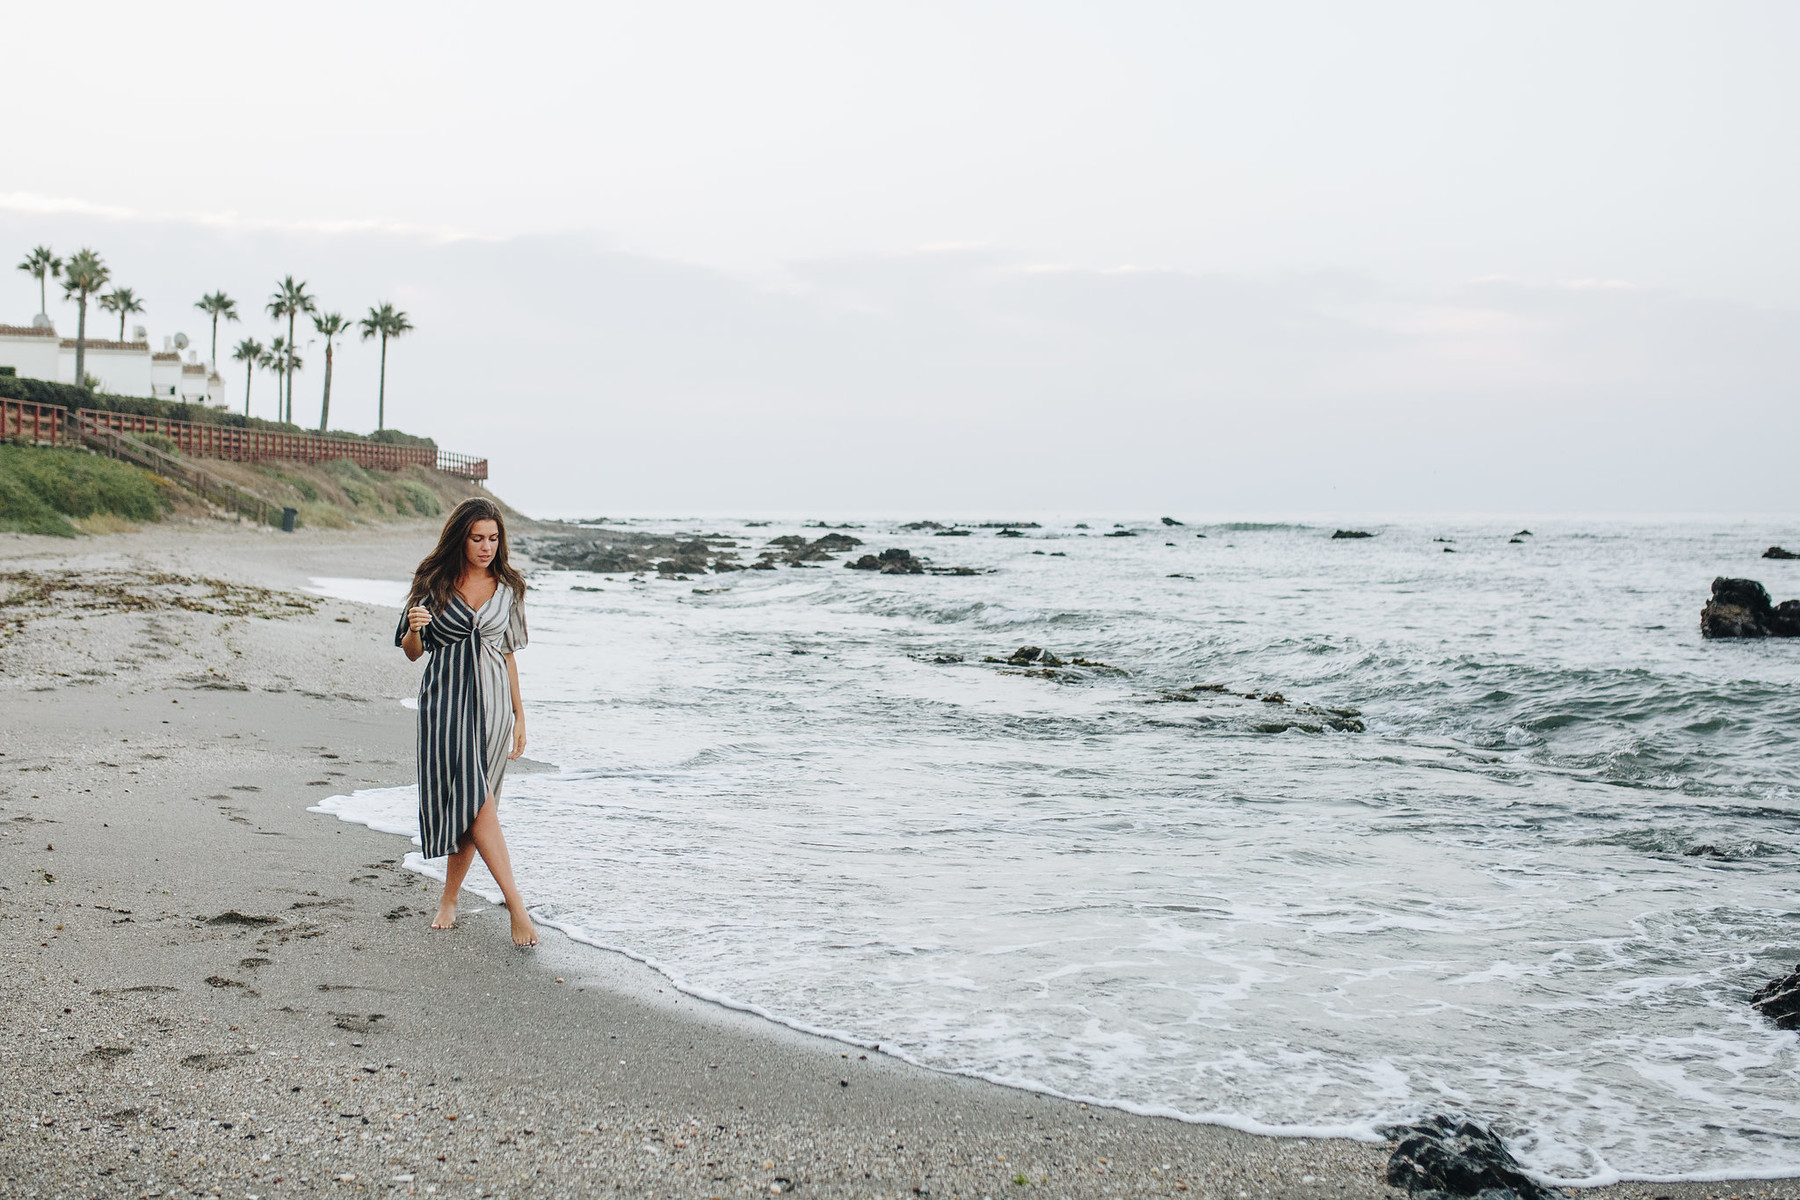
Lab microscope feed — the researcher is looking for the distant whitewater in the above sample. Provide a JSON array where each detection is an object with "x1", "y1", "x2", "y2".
[{"x1": 315, "y1": 516, "x2": 1800, "y2": 1185}]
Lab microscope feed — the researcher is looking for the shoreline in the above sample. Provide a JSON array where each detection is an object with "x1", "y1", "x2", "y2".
[{"x1": 0, "y1": 520, "x2": 1788, "y2": 1198}]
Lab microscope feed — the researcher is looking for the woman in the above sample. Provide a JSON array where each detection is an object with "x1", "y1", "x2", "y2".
[{"x1": 397, "y1": 496, "x2": 537, "y2": 946}]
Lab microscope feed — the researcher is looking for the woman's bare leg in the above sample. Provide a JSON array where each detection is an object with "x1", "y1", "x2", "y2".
[
  {"x1": 466, "y1": 795, "x2": 537, "y2": 945},
  {"x1": 432, "y1": 841, "x2": 478, "y2": 929}
]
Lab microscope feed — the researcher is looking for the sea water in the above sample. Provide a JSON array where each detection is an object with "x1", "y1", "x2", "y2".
[{"x1": 313, "y1": 516, "x2": 1800, "y2": 1184}]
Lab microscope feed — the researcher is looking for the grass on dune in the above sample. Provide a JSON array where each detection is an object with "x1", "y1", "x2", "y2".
[{"x1": 0, "y1": 444, "x2": 170, "y2": 537}]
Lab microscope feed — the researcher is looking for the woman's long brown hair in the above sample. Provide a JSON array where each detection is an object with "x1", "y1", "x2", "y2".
[{"x1": 409, "y1": 497, "x2": 527, "y2": 611}]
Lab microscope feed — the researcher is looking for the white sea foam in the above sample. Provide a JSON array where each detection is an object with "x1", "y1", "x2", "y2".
[
  {"x1": 305, "y1": 576, "x2": 409, "y2": 608},
  {"x1": 312, "y1": 517, "x2": 1800, "y2": 1183}
]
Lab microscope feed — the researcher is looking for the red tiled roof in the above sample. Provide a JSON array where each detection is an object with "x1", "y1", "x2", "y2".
[
  {"x1": 152, "y1": 352, "x2": 181, "y2": 362},
  {"x1": 181, "y1": 364, "x2": 207, "y2": 374},
  {"x1": 0, "y1": 324, "x2": 57, "y2": 338},
  {"x1": 60, "y1": 338, "x2": 150, "y2": 351}
]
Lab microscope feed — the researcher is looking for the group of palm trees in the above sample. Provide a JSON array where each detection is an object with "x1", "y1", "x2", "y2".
[{"x1": 15, "y1": 245, "x2": 413, "y2": 433}]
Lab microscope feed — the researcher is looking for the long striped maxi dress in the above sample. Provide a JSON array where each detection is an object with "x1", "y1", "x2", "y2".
[{"x1": 394, "y1": 587, "x2": 529, "y2": 858}]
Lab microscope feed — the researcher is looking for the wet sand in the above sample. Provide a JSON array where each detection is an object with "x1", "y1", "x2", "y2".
[{"x1": 0, "y1": 521, "x2": 1787, "y2": 1198}]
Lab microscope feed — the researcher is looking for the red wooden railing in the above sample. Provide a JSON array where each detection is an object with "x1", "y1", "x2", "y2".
[
  {"x1": 71, "y1": 409, "x2": 487, "y2": 481},
  {"x1": 1, "y1": 399, "x2": 65, "y2": 447}
]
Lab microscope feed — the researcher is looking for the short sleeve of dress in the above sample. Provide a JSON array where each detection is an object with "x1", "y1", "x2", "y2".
[
  {"x1": 503, "y1": 593, "x2": 528, "y2": 654},
  {"x1": 393, "y1": 603, "x2": 412, "y2": 649}
]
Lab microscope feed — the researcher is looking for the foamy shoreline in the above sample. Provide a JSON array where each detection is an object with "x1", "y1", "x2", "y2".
[{"x1": 0, "y1": 521, "x2": 1780, "y2": 1198}]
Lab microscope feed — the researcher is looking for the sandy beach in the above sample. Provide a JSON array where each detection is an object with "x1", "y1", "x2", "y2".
[{"x1": 0, "y1": 520, "x2": 1788, "y2": 1200}]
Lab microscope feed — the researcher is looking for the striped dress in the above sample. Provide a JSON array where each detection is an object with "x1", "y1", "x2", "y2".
[{"x1": 394, "y1": 587, "x2": 529, "y2": 858}]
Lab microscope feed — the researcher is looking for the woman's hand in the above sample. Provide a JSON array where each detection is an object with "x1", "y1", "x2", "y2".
[
  {"x1": 510, "y1": 716, "x2": 527, "y2": 760},
  {"x1": 407, "y1": 606, "x2": 434, "y2": 633}
]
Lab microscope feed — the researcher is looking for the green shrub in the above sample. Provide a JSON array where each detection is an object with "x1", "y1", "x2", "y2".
[
  {"x1": 136, "y1": 432, "x2": 179, "y2": 456},
  {"x1": 323, "y1": 458, "x2": 375, "y2": 486},
  {"x1": 339, "y1": 480, "x2": 380, "y2": 510},
  {"x1": 0, "y1": 445, "x2": 166, "y2": 532},
  {"x1": 268, "y1": 472, "x2": 320, "y2": 502},
  {"x1": 366, "y1": 427, "x2": 436, "y2": 449},
  {"x1": 397, "y1": 479, "x2": 442, "y2": 517},
  {"x1": 0, "y1": 468, "x2": 71, "y2": 536}
]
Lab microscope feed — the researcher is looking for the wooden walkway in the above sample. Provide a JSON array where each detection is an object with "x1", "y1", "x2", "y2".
[{"x1": 1, "y1": 399, "x2": 487, "y2": 481}]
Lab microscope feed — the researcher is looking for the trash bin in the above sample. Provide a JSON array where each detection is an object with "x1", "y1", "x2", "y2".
[{"x1": 281, "y1": 506, "x2": 298, "y2": 533}]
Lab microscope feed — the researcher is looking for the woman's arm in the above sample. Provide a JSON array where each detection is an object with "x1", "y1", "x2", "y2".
[
  {"x1": 402, "y1": 606, "x2": 433, "y2": 662},
  {"x1": 505, "y1": 651, "x2": 526, "y2": 759}
]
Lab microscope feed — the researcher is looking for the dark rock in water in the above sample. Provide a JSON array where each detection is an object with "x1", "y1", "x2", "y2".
[
  {"x1": 1509, "y1": 538, "x2": 1524, "y2": 544},
  {"x1": 995, "y1": 528, "x2": 1026, "y2": 538},
  {"x1": 1700, "y1": 577, "x2": 1800, "y2": 638},
  {"x1": 812, "y1": 532, "x2": 863, "y2": 551},
  {"x1": 1073, "y1": 523, "x2": 1090, "y2": 529},
  {"x1": 1385, "y1": 1116, "x2": 1558, "y2": 1200},
  {"x1": 1444, "y1": 547, "x2": 1456, "y2": 553},
  {"x1": 976, "y1": 521, "x2": 1041, "y2": 529},
  {"x1": 1514, "y1": 529, "x2": 1532, "y2": 537},
  {"x1": 1751, "y1": 964, "x2": 1800, "y2": 1030},
  {"x1": 848, "y1": 548, "x2": 925, "y2": 574},
  {"x1": 1194, "y1": 533, "x2": 1206, "y2": 538},
  {"x1": 1684, "y1": 844, "x2": 1731, "y2": 860},
  {"x1": 1161, "y1": 516, "x2": 1184, "y2": 526},
  {"x1": 1008, "y1": 646, "x2": 1042, "y2": 664},
  {"x1": 933, "y1": 529, "x2": 971, "y2": 536},
  {"x1": 900, "y1": 520, "x2": 946, "y2": 530},
  {"x1": 766, "y1": 534, "x2": 809, "y2": 549},
  {"x1": 1764, "y1": 546, "x2": 1799, "y2": 559},
  {"x1": 1332, "y1": 529, "x2": 1375, "y2": 539},
  {"x1": 1103, "y1": 530, "x2": 1137, "y2": 538}
]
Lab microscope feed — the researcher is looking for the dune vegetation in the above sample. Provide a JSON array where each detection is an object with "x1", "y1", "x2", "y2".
[{"x1": 0, "y1": 444, "x2": 173, "y2": 536}]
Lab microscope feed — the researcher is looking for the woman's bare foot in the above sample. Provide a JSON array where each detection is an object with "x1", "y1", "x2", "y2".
[
  {"x1": 430, "y1": 897, "x2": 457, "y2": 930},
  {"x1": 507, "y1": 904, "x2": 538, "y2": 947}
]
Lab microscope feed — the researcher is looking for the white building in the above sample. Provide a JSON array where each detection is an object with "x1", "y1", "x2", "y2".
[{"x1": 0, "y1": 319, "x2": 226, "y2": 406}]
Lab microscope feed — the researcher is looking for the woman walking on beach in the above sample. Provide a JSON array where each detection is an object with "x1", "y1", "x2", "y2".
[{"x1": 397, "y1": 497, "x2": 537, "y2": 946}]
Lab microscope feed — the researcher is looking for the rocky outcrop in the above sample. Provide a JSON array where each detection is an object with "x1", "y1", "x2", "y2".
[
  {"x1": 1332, "y1": 529, "x2": 1375, "y2": 539},
  {"x1": 1103, "y1": 530, "x2": 1137, "y2": 538},
  {"x1": 1751, "y1": 965, "x2": 1800, "y2": 1030},
  {"x1": 848, "y1": 548, "x2": 925, "y2": 574},
  {"x1": 1161, "y1": 516, "x2": 1184, "y2": 526},
  {"x1": 1700, "y1": 578, "x2": 1800, "y2": 638},
  {"x1": 846, "y1": 547, "x2": 980, "y2": 576},
  {"x1": 1764, "y1": 546, "x2": 1798, "y2": 560},
  {"x1": 1385, "y1": 1117, "x2": 1558, "y2": 1200},
  {"x1": 517, "y1": 530, "x2": 744, "y2": 575}
]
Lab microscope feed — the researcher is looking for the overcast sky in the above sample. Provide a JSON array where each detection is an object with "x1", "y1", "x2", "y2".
[{"x1": 6, "y1": 1, "x2": 1796, "y2": 514}]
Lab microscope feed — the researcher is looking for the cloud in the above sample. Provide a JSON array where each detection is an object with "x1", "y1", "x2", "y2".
[
  {"x1": 0, "y1": 192, "x2": 486, "y2": 243},
  {"x1": 2, "y1": 208, "x2": 1794, "y2": 514}
]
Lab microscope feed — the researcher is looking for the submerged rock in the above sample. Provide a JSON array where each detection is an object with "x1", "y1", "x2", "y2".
[
  {"x1": 1764, "y1": 546, "x2": 1799, "y2": 560},
  {"x1": 1103, "y1": 530, "x2": 1137, "y2": 538},
  {"x1": 1751, "y1": 964, "x2": 1800, "y2": 1030},
  {"x1": 1331, "y1": 529, "x2": 1375, "y2": 539},
  {"x1": 1385, "y1": 1116, "x2": 1558, "y2": 1200},
  {"x1": 1699, "y1": 577, "x2": 1800, "y2": 638},
  {"x1": 1160, "y1": 516, "x2": 1184, "y2": 526}
]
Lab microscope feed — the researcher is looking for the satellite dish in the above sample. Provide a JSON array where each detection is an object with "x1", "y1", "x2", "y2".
[{"x1": 173, "y1": 332, "x2": 190, "y2": 350}]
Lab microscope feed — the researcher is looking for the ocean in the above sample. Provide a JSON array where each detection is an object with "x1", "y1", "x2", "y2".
[{"x1": 312, "y1": 515, "x2": 1800, "y2": 1185}]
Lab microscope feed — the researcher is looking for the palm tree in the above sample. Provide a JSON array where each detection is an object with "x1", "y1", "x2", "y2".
[
  {"x1": 258, "y1": 344, "x2": 280, "y2": 418},
  {"x1": 231, "y1": 338, "x2": 265, "y2": 417},
  {"x1": 99, "y1": 286, "x2": 146, "y2": 341},
  {"x1": 16, "y1": 246, "x2": 61, "y2": 318},
  {"x1": 311, "y1": 311, "x2": 349, "y2": 432},
  {"x1": 358, "y1": 302, "x2": 413, "y2": 430},
  {"x1": 60, "y1": 249, "x2": 110, "y2": 391},
  {"x1": 266, "y1": 276, "x2": 315, "y2": 423},
  {"x1": 268, "y1": 338, "x2": 303, "y2": 424},
  {"x1": 195, "y1": 291, "x2": 239, "y2": 367}
]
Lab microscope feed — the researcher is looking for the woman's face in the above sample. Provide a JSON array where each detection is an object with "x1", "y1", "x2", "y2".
[{"x1": 464, "y1": 519, "x2": 501, "y2": 571}]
